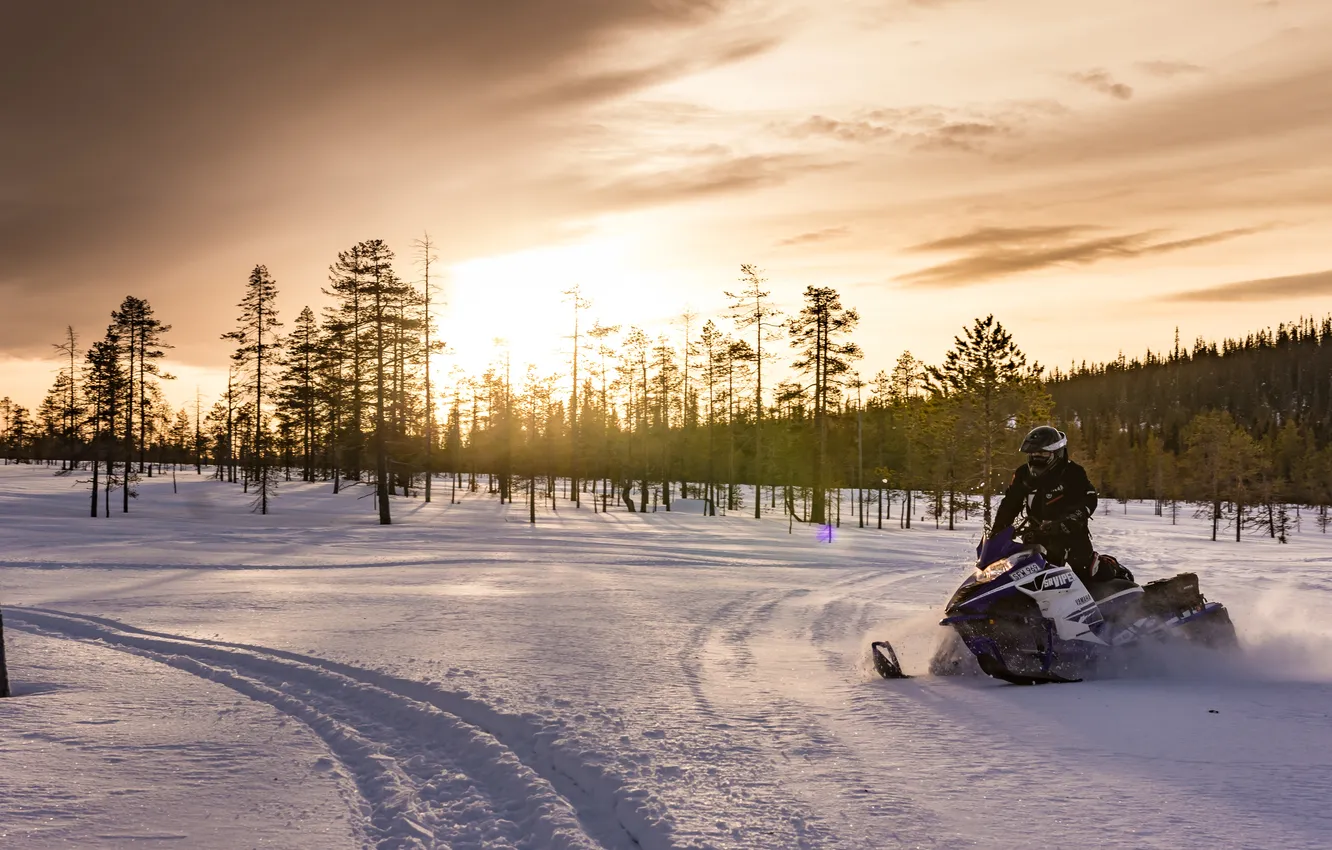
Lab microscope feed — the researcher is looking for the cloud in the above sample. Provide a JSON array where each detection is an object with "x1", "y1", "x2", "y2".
[
  {"x1": 788, "y1": 115, "x2": 897, "y2": 143},
  {"x1": 1069, "y1": 69, "x2": 1135, "y2": 100},
  {"x1": 898, "y1": 224, "x2": 1264, "y2": 288},
  {"x1": 1032, "y1": 50, "x2": 1332, "y2": 169},
  {"x1": 1164, "y1": 270, "x2": 1332, "y2": 302},
  {"x1": 590, "y1": 152, "x2": 836, "y2": 208},
  {"x1": 1136, "y1": 60, "x2": 1206, "y2": 78},
  {"x1": 1136, "y1": 226, "x2": 1270, "y2": 255},
  {"x1": 908, "y1": 121, "x2": 1009, "y2": 152},
  {"x1": 0, "y1": 0, "x2": 771, "y2": 356},
  {"x1": 900, "y1": 232, "x2": 1145, "y2": 287},
  {"x1": 782, "y1": 102, "x2": 1057, "y2": 153},
  {"x1": 526, "y1": 34, "x2": 779, "y2": 106},
  {"x1": 777, "y1": 226, "x2": 851, "y2": 247},
  {"x1": 908, "y1": 225, "x2": 1097, "y2": 252}
]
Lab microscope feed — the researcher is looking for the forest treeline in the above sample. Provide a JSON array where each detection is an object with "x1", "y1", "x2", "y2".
[{"x1": 3, "y1": 236, "x2": 1330, "y2": 541}]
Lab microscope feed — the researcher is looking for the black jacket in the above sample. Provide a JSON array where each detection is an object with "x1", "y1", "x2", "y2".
[{"x1": 993, "y1": 460, "x2": 1098, "y2": 538}]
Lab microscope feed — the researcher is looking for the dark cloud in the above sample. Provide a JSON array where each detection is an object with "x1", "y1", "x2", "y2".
[
  {"x1": 1069, "y1": 69, "x2": 1135, "y2": 100},
  {"x1": 1164, "y1": 270, "x2": 1332, "y2": 302},
  {"x1": 0, "y1": 0, "x2": 766, "y2": 356},
  {"x1": 1136, "y1": 60, "x2": 1207, "y2": 78},
  {"x1": 778, "y1": 226, "x2": 851, "y2": 247},
  {"x1": 899, "y1": 225, "x2": 1264, "y2": 287}
]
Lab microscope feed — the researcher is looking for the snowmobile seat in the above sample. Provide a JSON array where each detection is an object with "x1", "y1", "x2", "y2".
[
  {"x1": 1087, "y1": 578, "x2": 1142, "y2": 604},
  {"x1": 1141, "y1": 572, "x2": 1204, "y2": 617}
]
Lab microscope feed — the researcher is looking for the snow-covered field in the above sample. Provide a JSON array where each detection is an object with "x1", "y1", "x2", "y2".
[{"x1": 2, "y1": 466, "x2": 1332, "y2": 849}]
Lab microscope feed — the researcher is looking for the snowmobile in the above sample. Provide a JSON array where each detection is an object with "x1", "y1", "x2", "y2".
[{"x1": 871, "y1": 525, "x2": 1238, "y2": 684}]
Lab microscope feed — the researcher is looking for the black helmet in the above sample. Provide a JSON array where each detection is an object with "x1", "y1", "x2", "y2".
[{"x1": 1020, "y1": 425, "x2": 1067, "y2": 477}]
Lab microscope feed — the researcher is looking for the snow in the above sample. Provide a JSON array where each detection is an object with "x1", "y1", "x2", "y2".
[{"x1": 2, "y1": 466, "x2": 1332, "y2": 849}]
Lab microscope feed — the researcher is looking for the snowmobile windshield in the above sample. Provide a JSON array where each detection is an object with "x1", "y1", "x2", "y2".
[
  {"x1": 974, "y1": 528, "x2": 1045, "y2": 583},
  {"x1": 976, "y1": 527, "x2": 1023, "y2": 567}
]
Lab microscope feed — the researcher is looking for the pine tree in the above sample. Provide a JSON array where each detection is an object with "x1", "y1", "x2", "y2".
[
  {"x1": 698, "y1": 320, "x2": 724, "y2": 515},
  {"x1": 618, "y1": 328, "x2": 651, "y2": 512},
  {"x1": 277, "y1": 306, "x2": 320, "y2": 481},
  {"x1": 890, "y1": 352, "x2": 926, "y2": 527},
  {"x1": 1183, "y1": 410, "x2": 1245, "y2": 541},
  {"x1": 414, "y1": 234, "x2": 441, "y2": 503},
  {"x1": 52, "y1": 326, "x2": 83, "y2": 469},
  {"x1": 563, "y1": 284, "x2": 591, "y2": 508},
  {"x1": 324, "y1": 244, "x2": 369, "y2": 482},
  {"x1": 586, "y1": 322, "x2": 621, "y2": 510},
  {"x1": 928, "y1": 315, "x2": 1041, "y2": 529},
  {"x1": 726, "y1": 265, "x2": 782, "y2": 519},
  {"x1": 362, "y1": 240, "x2": 406, "y2": 524},
  {"x1": 788, "y1": 286, "x2": 862, "y2": 525},
  {"x1": 83, "y1": 329, "x2": 127, "y2": 517},
  {"x1": 111, "y1": 296, "x2": 170, "y2": 509},
  {"x1": 223, "y1": 265, "x2": 283, "y2": 513},
  {"x1": 650, "y1": 334, "x2": 681, "y2": 509}
]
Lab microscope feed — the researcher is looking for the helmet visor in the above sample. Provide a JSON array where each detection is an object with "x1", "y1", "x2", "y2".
[{"x1": 1027, "y1": 450, "x2": 1055, "y2": 472}]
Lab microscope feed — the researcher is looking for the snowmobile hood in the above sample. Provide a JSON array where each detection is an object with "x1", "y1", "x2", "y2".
[{"x1": 944, "y1": 529, "x2": 1049, "y2": 618}]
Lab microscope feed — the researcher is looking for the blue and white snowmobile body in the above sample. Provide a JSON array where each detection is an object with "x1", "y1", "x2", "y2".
[{"x1": 872, "y1": 527, "x2": 1237, "y2": 684}]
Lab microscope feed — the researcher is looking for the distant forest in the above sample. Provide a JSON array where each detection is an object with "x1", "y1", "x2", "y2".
[{"x1": 2, "y1": 235, "x2": 1329, "y2": 542}]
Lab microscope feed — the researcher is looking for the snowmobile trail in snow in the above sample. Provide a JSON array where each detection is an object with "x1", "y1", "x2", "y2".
[{"x1": 7, "y1": 607, "x2": 662, "y2": 850}]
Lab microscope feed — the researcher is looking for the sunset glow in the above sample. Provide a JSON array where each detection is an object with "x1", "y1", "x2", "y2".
[
  {"x1": 5, "y1": 8, "x2": 1332, "y2": 842},
  {"x1": 2, "y1": 1, "x2": 1330, "y2": 410},
  {"x1": 439, "y1": 237, "x2": 639, "y2": 381}
]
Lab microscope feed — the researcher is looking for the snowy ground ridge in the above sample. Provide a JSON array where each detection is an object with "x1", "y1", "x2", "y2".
[{"x1": 7, "y1": 607, "x2": 669, "y2": 850}]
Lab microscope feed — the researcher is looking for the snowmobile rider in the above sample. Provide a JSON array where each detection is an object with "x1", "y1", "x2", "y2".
[{"x1": 992, "y1": 426, "x2": 1129, "y2": 584}]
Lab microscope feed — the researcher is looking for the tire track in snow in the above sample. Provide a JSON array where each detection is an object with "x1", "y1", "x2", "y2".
[
  {"x1": 806, "y1": 568, "x2": 942, "y2": 673},
  {"x1": 719, "y1": 589, "x2": 811, "y2": 674},
  {"x1": 693, "y1": 585, "x2": 954, "y2": 848},
  {"x1": 8, "y1": 607, "x2": 667, "y2": 850},
  {"x1": 677, "y1": 596, "x2": 754, "y2": 719}
]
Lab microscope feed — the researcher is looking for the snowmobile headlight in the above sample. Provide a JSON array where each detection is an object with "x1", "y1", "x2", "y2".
[{"x1": 975, "y1": 558, "x2": 1013, "y2": 584}]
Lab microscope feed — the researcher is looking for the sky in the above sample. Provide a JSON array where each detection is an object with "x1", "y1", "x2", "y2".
[{"x1": 2, "y1": 0, "x2": 1330, "y2": 411}]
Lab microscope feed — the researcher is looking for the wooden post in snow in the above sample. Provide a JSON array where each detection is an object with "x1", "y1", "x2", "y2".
[{"x1": 0, "y1": 608, "x2": 10, "y2": 697}]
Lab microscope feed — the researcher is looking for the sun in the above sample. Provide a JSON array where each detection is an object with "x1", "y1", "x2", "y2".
[{"x1": 429, "y1": 237, "x2": 642, "y2": 398}]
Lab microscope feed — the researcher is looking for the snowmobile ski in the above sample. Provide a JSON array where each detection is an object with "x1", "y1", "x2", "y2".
[{"x1": 871, "y1": 640, "x2": 910, "y2": 679}]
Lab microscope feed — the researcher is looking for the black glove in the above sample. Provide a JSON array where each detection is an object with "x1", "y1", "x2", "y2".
[{"x1": 1039, "y1": 510, "x2": 1086, "y2": 536}]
